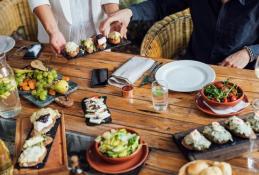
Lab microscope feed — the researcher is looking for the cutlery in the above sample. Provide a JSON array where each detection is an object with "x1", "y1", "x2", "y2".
[{"x1": 140, "y1": 62, "x2": 162, "y2": 87}]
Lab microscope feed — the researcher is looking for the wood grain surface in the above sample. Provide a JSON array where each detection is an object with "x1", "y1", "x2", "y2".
[{"x1": 8, "y1": 40, "x2": 259, "y2": 175}]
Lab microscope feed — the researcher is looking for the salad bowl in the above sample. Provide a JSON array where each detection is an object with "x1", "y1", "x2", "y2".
[
  {"x1": 200, "y1": 80, "x2": 244, "y2": 109},
  {"x1": 94, "y1": 128, "x2": 143, "y2": 164}
]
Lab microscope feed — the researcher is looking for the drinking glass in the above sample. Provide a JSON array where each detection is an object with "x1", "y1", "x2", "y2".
[
  {"x1": 255, "y1": 56, "x2": 259, "y2": 78},
  {"x1": 246, "y1": 99, "x2": 259, "y2": 172},
  {"x1": 152, "y1": 80, "x2": 168, "y2": 111}
]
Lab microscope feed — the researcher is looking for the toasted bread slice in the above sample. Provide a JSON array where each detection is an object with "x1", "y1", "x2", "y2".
[
  {"x1": 32, "y1": 120, "x2": 56, "y2": 136},
  {"x1": 225, "y1": 124, "x2": 256, "y2": 139},
  {"x1": 19, "y1": 146, "x2": 47, "y2": 167},
  {"x1": 23, "y1": 135, "x2": 53, "y2": 149},
  {"x1": 203, "y1": 133, "x2": 230, "y2": 145},
  {"x1": 181, "y1": 139, "x2": 209, "y2": 152},
  {"x1": 108, "y1": 38, "x2": 121, "y2": 45}
]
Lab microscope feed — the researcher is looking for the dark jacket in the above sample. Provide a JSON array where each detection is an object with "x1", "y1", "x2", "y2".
[{"x1": 130, "y1": 0, "x2": 259, "y2": 67}]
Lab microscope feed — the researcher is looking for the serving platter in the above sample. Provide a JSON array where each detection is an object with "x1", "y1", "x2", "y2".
[
  {"x1": 173, "y1": 113, "x2": 259, "y2": 161},
  {"x1": 19, "y1": 80, "x2": 78, "y2": 108},
  {"x1": 62, "y1": 38, "x2": 131, "y2": 59},
  {"x1": 14, "y1": 113, "x2": 68, "y2": 175},
  {"x1": 155, "y1": 60, "x2": 216, "y2": 92},
  {"x1": 14, "y1": 114, "x2": 68, "y2": 174}
]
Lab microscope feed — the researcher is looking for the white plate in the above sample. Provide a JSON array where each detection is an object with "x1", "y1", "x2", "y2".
[
  {"x1": 0, "y1": 36, "x2": 15, "y2": 53},
  {"x1": 155, "y1": 60, "x2": 216, "y2": 92}
]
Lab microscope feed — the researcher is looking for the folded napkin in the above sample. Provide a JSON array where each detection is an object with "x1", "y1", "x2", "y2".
[
  {"x1": 108, "y1": 56, "x2": 155, "y2": 88},
  {"x1": 203, "y1": 100, "x2": 249, "y2": 115}
]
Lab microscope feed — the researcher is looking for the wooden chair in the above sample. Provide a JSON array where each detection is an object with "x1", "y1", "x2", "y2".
[
  {"x1": 140, "y1": 9, "x2": 193, "y2": 59},
  {"x1": 0, "y1": 0, "x2": 37, "y2": 41}
]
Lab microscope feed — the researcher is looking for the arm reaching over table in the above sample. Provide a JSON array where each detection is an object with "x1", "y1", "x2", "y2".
[
  {"x1": 99, "y1": 0, "x2": 189, "y2": 38},
  {"x1": 29, "y1": 1, "x2": 66, "y2": 54}
]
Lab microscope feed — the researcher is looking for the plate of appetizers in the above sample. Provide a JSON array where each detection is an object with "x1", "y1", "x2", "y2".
[
  {"x1": 87, "y1": 128, "x2": 149, "y2": 174},
  {"x1": 14, "y1": 108, "x2": 67, "y2": 174},
  {"x1": 155, "y1": 60, "x2": 216, "y2": 92},
  {"x1": 14, "y1": 60, "x2": 78, "y2": 107},
  {"x1": 62, "y1": 32, "x2": 131, "y2": 59},
  {"x1": 173, "y1": 113, "x2": 259, "y2": 161},
  {"x1": 81, "y1": 96, "x2": 112, "y2": 126}
]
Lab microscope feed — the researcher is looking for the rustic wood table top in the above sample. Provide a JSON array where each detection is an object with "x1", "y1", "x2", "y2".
[{"x1": 7, "y1": 40, "x2": 259, "y2": 175}]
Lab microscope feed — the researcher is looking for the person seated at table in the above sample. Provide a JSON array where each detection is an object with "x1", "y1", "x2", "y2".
[
  {"x1": 28, "y1": 0, "x2": 119, "y2": 53},
  {"x1": 99, "y1": 0, "x2": 259, "y2": 69}
]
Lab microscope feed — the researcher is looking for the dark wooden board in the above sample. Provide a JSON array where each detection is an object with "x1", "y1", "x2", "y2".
[
  {"x1": 14, "y1": 113, "x2": 68, "y2": 175},
  {"x1": 173, "y1": 112, "x2": 259, "y2": 161}
]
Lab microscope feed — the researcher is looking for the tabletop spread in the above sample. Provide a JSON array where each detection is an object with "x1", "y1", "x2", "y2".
[{"x1": 6, "y1": 40, "x2": 259, "y2": 175}]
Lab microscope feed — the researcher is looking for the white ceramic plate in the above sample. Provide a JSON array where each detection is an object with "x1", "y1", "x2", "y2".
[
  {"x1": 0, "y1": 35, "x2": 15, "y2": 53},
  {"x1": 155, "y1": 60, "x2": 216, "y2": 92}
]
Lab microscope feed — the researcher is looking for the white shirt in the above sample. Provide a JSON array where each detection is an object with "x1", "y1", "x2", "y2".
[{"x1": 29, "y1": 0, "x2": 119, "y2": 44}]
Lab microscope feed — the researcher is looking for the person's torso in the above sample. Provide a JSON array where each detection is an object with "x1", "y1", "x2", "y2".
[
  {"x1": 186, "y1": 0, "x2": 259, "y2": 65},
  {"x1": 50, "y1": 0, "x2": 96, "y2": 44}
]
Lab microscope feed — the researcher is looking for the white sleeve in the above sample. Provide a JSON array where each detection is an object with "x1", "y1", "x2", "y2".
[
  {"x1": 101, "y1": 0, "x2": 119, "y2": 5},
  {"x1": 28, "y1": 0, "x2": 51, "y2": 11}
]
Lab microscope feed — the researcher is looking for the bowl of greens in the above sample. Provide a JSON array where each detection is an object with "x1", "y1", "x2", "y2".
[
  {"x1": 200, "y1": 80, "x2": 244, "y2": 109},
  {"x1": 94, "y1": 128, "x2": 142, "y2": 164}
]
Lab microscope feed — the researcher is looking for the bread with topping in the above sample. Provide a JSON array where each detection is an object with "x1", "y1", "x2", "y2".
[
  {"x1": 65, "y1": 42, "x2": 79, "y2": 57},
  {"x1": 202, "y1": 122, "x2": 233, "y2": 144},
  {"x1": 30, "y1": 108, "x2": 60, "y2": 135},
  {"x1": 182, "y1": 129, "x2": 211, "y2": 151},
  {"x1": 246, "y1": 114, "x2": 259, "y2": 133},
  {"x1": 108, "y1": 31, "x2": 121, "y2": 45},
  {"x1": 225, "y1": 116, "x2": 256, "y2": 139},
  {"x1": 18, "y1": 145, "x2": 47, "y2": 167},
  {"x1": 23, "y1": 135, "x2": 53, "y2": 150}
]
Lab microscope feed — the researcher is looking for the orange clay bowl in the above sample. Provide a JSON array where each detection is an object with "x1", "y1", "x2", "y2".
[
  {"x1": 200, "y1": 81, "x2": 244, "y2": 109},
  {"x1": 94, "y1": 128, "x2": 143, "y2": 164}
]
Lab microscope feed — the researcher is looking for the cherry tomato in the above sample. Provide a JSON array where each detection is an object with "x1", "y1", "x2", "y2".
[
  {"x1": 214, "y1": 82, "x2": 224, "y2": 89},
  {"x1": 223, "y1": 98, "x2": 228, "y2": 103},
  {"x1": 230, "y1": 96, "x2": 237, "y2": 102}
]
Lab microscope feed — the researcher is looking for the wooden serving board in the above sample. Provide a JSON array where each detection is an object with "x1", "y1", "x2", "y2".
[
  {"x1": 14, "y1": 113, "x2": 68, "y2": 175},
  {"x1": 173, "y1": 113, "x2": 259, "y2": 161}
]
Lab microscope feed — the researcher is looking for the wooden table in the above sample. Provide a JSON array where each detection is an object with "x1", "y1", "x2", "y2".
[{"x1": 7, "y1": 40, "x2": 259, "y2": 175}]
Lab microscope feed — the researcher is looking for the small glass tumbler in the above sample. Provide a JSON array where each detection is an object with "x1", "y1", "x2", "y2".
[
  {"x1": 152, "y1": 80, "x2": 168, "y2": 111},
  {"x1": 246, "y1": 99, "x2": 259, "y2": 172}
]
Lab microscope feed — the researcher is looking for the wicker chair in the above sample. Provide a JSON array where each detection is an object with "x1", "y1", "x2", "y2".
[
  {"x1": 140, "y1": 9, "x2": 193, "y2": 59},
  {"x1": 0, "y1": 0, "x2": 37, "y2": 41}
]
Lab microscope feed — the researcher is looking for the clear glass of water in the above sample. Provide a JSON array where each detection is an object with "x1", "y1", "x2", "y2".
[
  {"x1": 246, "y1": 99, "x2": 259, "y2": 172},
  {"x1": 152, "y1": 80, "x2": 168, "y2": 111},
  {"x1": 255, "y1": 57, "x2": 259, "y2": 78}
]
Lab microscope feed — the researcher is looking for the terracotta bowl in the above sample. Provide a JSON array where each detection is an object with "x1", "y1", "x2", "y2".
[
  {"x1": 200, "y1": 81, "x2": 244, "y2": 109},
  {"x1": 94, "y1": 128, "x2": 142, "y2": 164}
]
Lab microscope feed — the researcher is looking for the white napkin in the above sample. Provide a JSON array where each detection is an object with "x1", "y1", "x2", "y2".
[
  {"x1": 108, "y1": 56, "x2": 155, "y2": 88},
  {"x1": 203, "y1": 100, "x2": 249, "y2": 115}
]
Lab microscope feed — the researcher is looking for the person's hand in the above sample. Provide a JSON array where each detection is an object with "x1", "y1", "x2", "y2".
[
  {"x1": 219, "y1": 49, "x2": 250, "y2": 69},
  {"x1": 99, "y1": 9, "x2": 133, "y2": 38},
  {"x1": 49, "y1": 30, "x2": 66, "y2": 54},
  {"x1": 110, "y1": 21, "x2": 122, "y2": 33}
]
